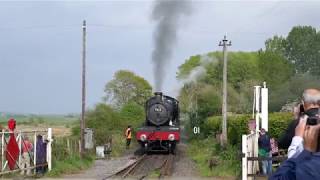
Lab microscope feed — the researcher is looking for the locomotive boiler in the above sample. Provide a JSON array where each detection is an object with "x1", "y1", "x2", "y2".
[{"x1": 136, "y1": 92, "x2": 180, "y2": 154}]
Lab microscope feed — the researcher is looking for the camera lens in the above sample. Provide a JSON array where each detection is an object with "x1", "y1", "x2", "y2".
[{"x1": 307, "y1": 116, "x2": 319, "y2": 125}]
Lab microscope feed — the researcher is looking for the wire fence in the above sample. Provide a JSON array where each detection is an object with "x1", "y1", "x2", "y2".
[{"x1": 52, "y1": 137, "x2": 80, "y2": 161}]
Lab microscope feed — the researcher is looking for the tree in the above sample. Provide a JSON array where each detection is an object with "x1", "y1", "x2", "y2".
[
  {"x1": 257, "y1": 51, "x2": 294, "y2": 89},
  {"x1": 119, "y1": 102, "x2": 145, "y2": 127},
  {"x1": 265, "y1": 35, "x2": 287, "y2": 56},
  {"x1": 177, "y1": 51, "x2": 262, "y2": 116},
  {"x1": 104, "y1": 70, "x2": 152, "y2": 107},
  {"x1": 176, "y1": 55, "x2": 201, "y2": 80},
  {"x1": 264, "y1": 26, "x2": 320, "y2": 75},
  {"x1": 285, "y1": 26, "x2": 319, "y2": 74},
  {"x1": 203, "y1": 51, "x2": 260, "y2": 90},
  {"x1": 269, "y1": 73, "x2": 320, "y2": 111}
]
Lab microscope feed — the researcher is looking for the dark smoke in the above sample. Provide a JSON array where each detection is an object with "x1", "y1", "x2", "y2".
[{"x1": 152, "y1": 0, "x2": 192, "y2": 91}]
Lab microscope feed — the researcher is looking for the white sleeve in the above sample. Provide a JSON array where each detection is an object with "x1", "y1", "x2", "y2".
[{"x1": 287, "y1": 136, "x2": 304, "y2": 158}]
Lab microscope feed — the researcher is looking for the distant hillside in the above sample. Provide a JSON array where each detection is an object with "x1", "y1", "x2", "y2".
[{"x1": 0, "y1": 112, "x2": 79, "y2": 125}]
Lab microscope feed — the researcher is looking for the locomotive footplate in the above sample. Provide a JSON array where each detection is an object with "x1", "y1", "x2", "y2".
[{"x1": 136, "y1": 126, "x2": 179, "y2": 154}]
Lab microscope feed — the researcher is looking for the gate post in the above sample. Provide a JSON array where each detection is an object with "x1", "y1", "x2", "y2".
[
  {"x1": 261, "y1": 82, "x2": 269, "y2": 131},
  {"x1": 18, "y1": 132, "x2": 22, "y2": 169},
  {"x1": 47, "y1": 128, "x2": 52, "y2": 171},
  {"x1": 242, "y1": 135, "x2": 247, "y2": 180},
  {"x1": 1, "y1": 130, "x2": 4, "y2": 171},
  {"x1": 34, "y1": 132, "x2": 37, "y2": 174}
]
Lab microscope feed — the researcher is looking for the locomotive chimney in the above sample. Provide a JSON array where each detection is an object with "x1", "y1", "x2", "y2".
[
  {"x1": 154, "y1": 92, "x2": 163, "y2": 101},
  {"x1": 154, "y1": 92, "x2": 163, "y2": 96}
]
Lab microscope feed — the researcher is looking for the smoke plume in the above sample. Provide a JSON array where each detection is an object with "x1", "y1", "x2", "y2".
[
  {"x1": 182, "y1": 54, "x2": 217, "y2": 84},
  {"x1": 151, "y1": 0, "x2": 192, "y2": 91}
]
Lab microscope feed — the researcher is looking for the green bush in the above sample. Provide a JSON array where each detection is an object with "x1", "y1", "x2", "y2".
[
  {"x1": 204, "y1": 112, "x2": 293, "y2": 145},
  {"x1": 85, "y1": 102, "x2": 145, "y2": 145},
  {"x1": 86, "y1": 103, "x2": 122, "y2": 145}
]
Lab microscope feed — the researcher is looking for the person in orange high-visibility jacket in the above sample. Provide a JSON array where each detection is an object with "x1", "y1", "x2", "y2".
[{"x1": 125, "y1": 125, "x2": 132, "y2": 149}]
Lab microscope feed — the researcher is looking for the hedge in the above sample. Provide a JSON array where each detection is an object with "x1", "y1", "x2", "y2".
[{"x1": 204, "y1": 112, "x2": 293, "y2": 145}]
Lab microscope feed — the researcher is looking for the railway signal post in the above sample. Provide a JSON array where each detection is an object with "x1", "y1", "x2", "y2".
[{"x1": 219, "y1": 35, "x2": 231, "y2": 147}]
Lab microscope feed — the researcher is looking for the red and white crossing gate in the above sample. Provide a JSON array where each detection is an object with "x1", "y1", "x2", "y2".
[
  {"x1": 242, "y1": 83, "x2": 269, "y2": 180},
  {"x1": 0, "y1": 128, "x2": 52, "y2": 175}
]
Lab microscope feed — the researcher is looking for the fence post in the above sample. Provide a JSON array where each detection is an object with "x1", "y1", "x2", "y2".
[
  {"x1": 33, "y1": 132, "x2": 37, "y2": 174},
  {"x1": 67, "y1": 139, "x2": 70, "y2": 154},
  {"x1": 242, "y1": 135, "x2": 247, "y2": 180},
  {"x1": 47, "y1": 128, "x2": 52, "y2": 171},
  {"x1": 18, "y1": 132, "x2": 22, "y2": 170},
  {"x1": 78, "y1": 140, "x2": 81, "y2": 156},
  {"x1": 1, "y1": 130, "x2": 4, "y2": 171}
]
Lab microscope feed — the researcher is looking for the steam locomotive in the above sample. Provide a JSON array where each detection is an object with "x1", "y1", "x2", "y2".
[{"x1": 136, "y1": 92, "x2": 180, "y2": 154}]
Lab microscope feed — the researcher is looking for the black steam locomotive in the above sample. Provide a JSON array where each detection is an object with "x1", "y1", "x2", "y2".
[{"x1": 136, "y1": 92, "x2": 180, "y2": 153}]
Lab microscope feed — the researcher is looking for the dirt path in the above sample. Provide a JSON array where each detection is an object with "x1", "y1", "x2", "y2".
[
  {"x1": 172, "y1": 143, "x2": 199, "y2": 178},
  {"x1": 62, "y1": 155, "x2": 135, "y2": 179}
]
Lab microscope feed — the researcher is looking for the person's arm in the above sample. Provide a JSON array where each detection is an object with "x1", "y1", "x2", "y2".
[
  {"x1": 287, "y1": 136, "x2": 304, "y2": 158},
  {"x1": 269, "y1": 150, "x2": 312, "y2": 180},
  {"x1": 287, "y1": 116, "x2": 307, "y2": 158}
]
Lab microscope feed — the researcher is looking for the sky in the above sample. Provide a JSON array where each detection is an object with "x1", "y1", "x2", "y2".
[{"x1": 0, "y1": 0, "x2": 319, "y2": 114}]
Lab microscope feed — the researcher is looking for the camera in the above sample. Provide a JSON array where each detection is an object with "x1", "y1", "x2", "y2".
[
  {"x1": 299, "y1": 104, "x2": 320, "y2": 125},
  {"x1": 307, "y1": 116, "x2": 320, "y2": 126}
]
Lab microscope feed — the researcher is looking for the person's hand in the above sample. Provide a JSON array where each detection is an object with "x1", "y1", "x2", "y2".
[
  {"x1": 295, "y1": 115, "x2": 308, "y2": 137},
  {"x1": 304, "y1": 123, "x2": 320, "y2": 152}
]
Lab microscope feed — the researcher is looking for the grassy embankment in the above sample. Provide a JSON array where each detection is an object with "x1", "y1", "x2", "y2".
[
  {"x1": 47, "y1": 153, "x2": 95, "y2": 176},
  {"x1": 187, "y1": 137, "x2": 240, "y2": 178}
]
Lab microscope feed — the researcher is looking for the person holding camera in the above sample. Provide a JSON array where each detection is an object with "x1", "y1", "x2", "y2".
[
  {"x1": 278, "y1": 89, "x2": 320, "y2": 151},
  {"x1": 270, "y1": 89, "x2": 320, "y2": 180}
]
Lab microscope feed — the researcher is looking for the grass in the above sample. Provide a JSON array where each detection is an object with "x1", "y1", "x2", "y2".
[
  {"x1": 47, "y1": 154, "x2": 94, "y2": 177},
  {"x1": 187, "y1": 137, "x2": 241, "y2": 177},
  {"x1": 148, "y1": 169, "x2": 161, "y2": 178}
]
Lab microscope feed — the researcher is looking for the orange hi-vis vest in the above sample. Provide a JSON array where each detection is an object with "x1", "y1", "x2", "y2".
[{"x1": 125, "y1": 128, "x2": 132, "y2": 139}]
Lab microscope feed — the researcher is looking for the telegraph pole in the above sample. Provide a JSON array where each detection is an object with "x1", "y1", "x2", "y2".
[
  {"x1": 219, "y1": 35, "x2": 231, "y2": 147},
  {"x1": 80, "y1": 20, "x2": 86, "y2": 157}
]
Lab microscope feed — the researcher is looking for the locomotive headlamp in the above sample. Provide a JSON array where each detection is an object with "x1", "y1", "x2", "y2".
[
  {"x1": 140, "y1": 134, "x2": 147, "y2": 141},
  {"x1": 168, "y1": 134, "x2": 175, "y2": 141}
]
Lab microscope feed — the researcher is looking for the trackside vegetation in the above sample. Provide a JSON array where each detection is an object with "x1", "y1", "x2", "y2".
[
  {"x1": 72, "y1": 70, "x2": 151, "y2": 157},
  {"x1": 187, "y1": 138, "x2": 240, "y2": 177},
  {"x1": 186, "y1": 113, "x2": 292, "y2": 177},
  {"x1": 204, "y1": 113, "x2": 293, "y2": 144},
  {"x1": 47, "y1": 154, "x2": 94, "y2": 177},
  {"x1": 179, "y1": 25, "x2": 320, "y2": 177}
]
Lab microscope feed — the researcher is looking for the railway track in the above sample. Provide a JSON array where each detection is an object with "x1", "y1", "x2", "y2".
[{"x1": 104, "y1": 154, "x2": 175, "y2": 179}]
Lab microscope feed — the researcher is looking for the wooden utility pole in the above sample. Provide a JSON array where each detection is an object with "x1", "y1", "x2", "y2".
[
  {"x1": 219, "y1": 35, "x2": 231, "y2": 147},
  {"x1": 80, "y1": 20, "x2": 86, "y2": 157}
]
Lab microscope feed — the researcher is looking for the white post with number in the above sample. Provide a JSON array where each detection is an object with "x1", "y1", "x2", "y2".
[
  {"x1": 47, "y1": 128, "x2": 52, "y2": 171},
  {"x1": 261, "y1": 82, "x2": 269, "y2": 131}
]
